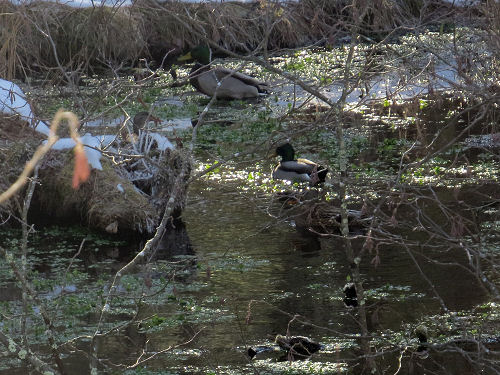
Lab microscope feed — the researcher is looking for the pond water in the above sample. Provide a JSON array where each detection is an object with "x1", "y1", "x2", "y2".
[
  {"x1": 1, "y1": 161, "x2": 496, "y2": 374},
  {"x1": 1, "y1": 33, "x2": 499, "y2": 374}
]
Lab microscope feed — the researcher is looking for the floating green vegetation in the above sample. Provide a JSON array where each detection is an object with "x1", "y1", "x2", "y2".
[
  {"x1": 0, "y1": 224, "x2": 218, "y2": 349},
  {"x1": 1, "y1": 225, "x2": 127, "y2": 249},
  {"x1": 204, "y1": 253, "x2": 271, "y2": 274},
  {"x1": 194, "y1": 109, "x2": 280, "y2": 155},
  {"x1": 405, "y1": 303, "x2": 500, "y2": 346},
  {"x1": 271, "y1": 47, "x2": 352, "y2": 87},
  {"x1": 123, "y1": 361, "x2": 348, "y2": 375},
  {"x1": 365, "y1": 284, "x2": 426, "y2": 301},
  {"x1": 401, "y1": 159, "x2": 500, "y2": 186},
  {"x1": 123, "y1": 368, "x2": 180, "y2": 375},
  {"x1": 371, "y1": 329, "x2": 408, "y2": 347},
  {"x1": 195, "y1": 159, "x2": 290, "y2": 195},
  {"x1": 252, "y1": 359, "x2": 348, "y2": 375},
  {"x1": 376, "y1": 138, "x2": 405, "y2": 162},
  {"x1": 140, "y1": 303, "x2": 233, "y2": 333}
]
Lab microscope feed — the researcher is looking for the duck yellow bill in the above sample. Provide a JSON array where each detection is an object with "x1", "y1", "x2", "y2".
[{"x1": 178, "y1": 52, "x2": 192, "y2": 62}]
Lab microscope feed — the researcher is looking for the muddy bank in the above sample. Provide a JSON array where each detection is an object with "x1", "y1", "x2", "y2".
[{"x1": 0, "y1": 114, "x2": 190, "y2": 236}]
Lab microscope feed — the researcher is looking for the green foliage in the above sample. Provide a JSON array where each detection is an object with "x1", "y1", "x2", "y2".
[
  {"x1": 195, "y1": 110, "x2": 279, "y2": 155},
  {"x1": 284, "y1": 60, "x2": 307, "y2": 71},
  {"x1": 320, "y1": 76, "x2": 333, "y2": 84},
  {"x1": 61, "y1": 294, "x2": 96, "y2": 317},
  {"x1": 143, "y1": 314, "x2": 167, "y2": 329}
]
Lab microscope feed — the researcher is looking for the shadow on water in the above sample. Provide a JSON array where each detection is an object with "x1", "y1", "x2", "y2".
[{"x1": 153, "y1": 219, "x2": 195, "y2": 260}]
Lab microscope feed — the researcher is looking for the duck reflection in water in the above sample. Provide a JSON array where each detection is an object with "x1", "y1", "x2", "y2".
[
  {"x1": 289, "y1": 232, "x2": 321, "y2": 255},
  {"x1": 152, "y1": 218, "x2": 194, "y2": 260},
  {"x1": 148, "y1": 218, "x2": 197, "y2": 283},
  {"x1": 248, "y1": 334, "x2": 323, "y2": 361}
]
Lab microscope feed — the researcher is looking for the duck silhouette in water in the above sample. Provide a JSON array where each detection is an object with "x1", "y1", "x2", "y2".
[
  {"x1": 248, "y1": 334, "x2": 323, "y2": 361},
  {"x1": 343, "y1": 282, "x2": 358, "y2": 307}
]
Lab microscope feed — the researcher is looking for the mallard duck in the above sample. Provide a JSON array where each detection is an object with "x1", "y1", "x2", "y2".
[
  {"x1": 275, "y1": 334, "x2": 323, "y2": 358},
  {"x1": 247, "y1": 345, "x2": 279, "y2": 360},
  {"x1": 178, "y1": 44, "x2": 268, "y2": 100},
  {"x1": 132, "y1": 111, "x2": 161, "y2": 134},
  {"x1": 272, "y1": 143, "x2": 328, "y2": 184},
  {"x1": 343, "y1": 282, "x2": 358, "y2": 307},
  {"x1": 414, "y1": 325, "x2": 429, "y2": 353}
]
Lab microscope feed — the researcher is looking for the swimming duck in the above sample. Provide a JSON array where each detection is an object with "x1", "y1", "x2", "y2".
[
  {"x1": 414, "y1": 325, "x2": 429, "y2": 353},
  {"x1": 343, "y1": 282, "x2": 358, "y2": 307},
  {"x1": 178, "y1": 44, "x2": 268, "y2": 100},
  {"x1": 272, "y1": 143, "x2": 328, "y2": 184},
  {"x1": 275, "y1": 334, "x2": 323, "y2": 358}
]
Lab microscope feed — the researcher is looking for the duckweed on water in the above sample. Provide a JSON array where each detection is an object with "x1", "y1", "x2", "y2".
[
  {"x1": 405, "y1": 304, "x2": 500, "y2": 346},
  {"x1": 0, "y1": 224, "x2": 222, "y2": 347},
  {"x1": 364, "y1": 284, "x2": 426, "y2": 301},
  {"x1": 253, "y1": 360, "x2": 348, "y2": 375}
]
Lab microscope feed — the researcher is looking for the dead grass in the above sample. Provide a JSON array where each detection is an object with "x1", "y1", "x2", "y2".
[
  {"x1": 0, "y1": 114, "x2": 45, "y2": 217},
  {"x1": 0, "y1": 0, "x2": 463, "y2": 79},
  {"x1": 36, "y1": 152, "x2": 158, "y2": 234}
]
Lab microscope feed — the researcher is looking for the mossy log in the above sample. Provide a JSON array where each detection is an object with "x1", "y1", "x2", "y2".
[{"x1": 32, "y1": 148, "x2": 190, "y2": 235}]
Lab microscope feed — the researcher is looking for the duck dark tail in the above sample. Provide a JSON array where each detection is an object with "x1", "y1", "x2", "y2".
[{"x1": 317, "y1": 166, "x2": 328, "y2": 183}]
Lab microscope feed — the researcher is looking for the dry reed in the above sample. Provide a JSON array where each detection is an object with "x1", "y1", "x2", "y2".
[{"x1": 0, "y1": 0, "x2": 463, "y2": 80}]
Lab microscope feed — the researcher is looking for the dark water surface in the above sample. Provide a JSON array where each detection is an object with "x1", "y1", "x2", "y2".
[
  {"x1": 100, "y1": 179, "x2": 491, "y2": 373},
  {"x1": 0, "y1": 176, "x2": 496, "y2": 375}
]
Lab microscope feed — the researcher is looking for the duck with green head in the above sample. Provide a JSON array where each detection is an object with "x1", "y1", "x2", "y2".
[
  {"x1": 272, "y1": 143, "x2": 328, "y2": 185},
  {"x1": 178, "y1": 44, "x2": 269, "y2": 100}
]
